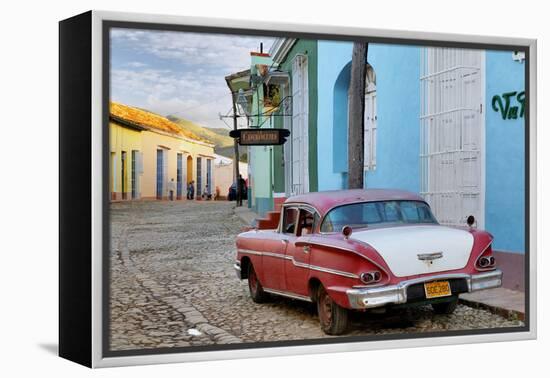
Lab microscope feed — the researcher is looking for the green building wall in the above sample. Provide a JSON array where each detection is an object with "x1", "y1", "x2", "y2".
[
  {"x1": 249, "y1": 54, "x2": 275, "y2": 215},
  {"x1": 273, "y1": 39, "x2": 318, "y2": 195}
]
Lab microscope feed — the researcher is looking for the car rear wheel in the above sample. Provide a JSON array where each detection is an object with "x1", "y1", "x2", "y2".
[
  {"x1": 431, "y1": 295, "x2": 459, "y2": 315},
  {"x1": 317, "y1": 285, "x2": 349, "y2": 335},
  {"x1": 248, "y1": 264, "x2": 268, "y2": 303}
]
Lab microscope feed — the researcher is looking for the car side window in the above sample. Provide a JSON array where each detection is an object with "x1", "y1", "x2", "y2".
[
  {"x1": 296, "y1": 209, "x2": 315, "y2": 236},
  {"x1": 282, "y1": 207, "x2": 298, "y2": 234}
]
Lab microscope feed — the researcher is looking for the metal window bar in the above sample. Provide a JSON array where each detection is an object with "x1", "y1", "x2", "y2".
[{"x1": 420, "y1": 47, "x2": 482, "y2": 227}]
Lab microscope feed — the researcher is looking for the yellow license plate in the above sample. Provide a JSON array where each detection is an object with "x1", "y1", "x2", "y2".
[{"x1": 424, "y1": 281, "x2": 451, "y2": 299}]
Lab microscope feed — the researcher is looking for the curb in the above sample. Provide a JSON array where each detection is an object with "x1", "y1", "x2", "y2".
[{"x1": 459, "y1": 297, "x2": 525, "y2": 322}]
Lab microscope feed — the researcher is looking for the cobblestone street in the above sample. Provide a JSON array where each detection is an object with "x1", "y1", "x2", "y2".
[{"x1": 109, "y1": 201, "x2": 523, "y2": 351}]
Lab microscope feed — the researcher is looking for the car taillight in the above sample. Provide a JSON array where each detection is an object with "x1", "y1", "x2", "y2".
[
  {"x1": 360, "y1": 271, "x2": 381, "y2": 284},
  {"x1": 476, "y1": 245, "x2": 496, "y2": 270},
  {"x1": 478, "y1": 256, "x2": 495, "y2": 268}
]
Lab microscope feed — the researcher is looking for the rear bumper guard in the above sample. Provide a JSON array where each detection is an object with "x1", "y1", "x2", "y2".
[{"x1": 346, "y1": 269, "x2": 503, "y2": 309}]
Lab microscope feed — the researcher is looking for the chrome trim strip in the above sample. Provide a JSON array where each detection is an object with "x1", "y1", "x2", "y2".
[
  {"x1": 278, "y1": 203, "x2": 322, "y2": 233},
  {"x1": 237, "y1": 248, "x2": 359, "y2": 279},
  {"x1": 346, "y1": 269, "x2": 502, "y2": 309},
  {"x1": 233, "y1": 263, "x2": 242, "y2": 279},
  {"x1": 263, "y1": 288, "x2": 312, "y2": 302},
  {"x1": 280, "y1": 202, "x2": 322, "y2": 218},
  {"x1": 294, "y1": 261, "x2": 359, "y2": 279},
  {"x1": 297, "y1": 240, "x2": 391, "y2": 279}
]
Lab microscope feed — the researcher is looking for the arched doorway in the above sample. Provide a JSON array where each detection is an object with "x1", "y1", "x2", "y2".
[
  {"x1": 332, "y1": 62, "x2": 376, "y2": 176},
  {"x1": 364, "y1": 64, "x2": 377, "y2": 171},
  {"x1": 186, "y1": 155, "x2": 193, "y2": 186}
]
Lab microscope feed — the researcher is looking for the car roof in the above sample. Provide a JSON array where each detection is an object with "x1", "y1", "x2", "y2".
[{"x1": 285, "y1": 189, "x2": 426, "y2": 215}]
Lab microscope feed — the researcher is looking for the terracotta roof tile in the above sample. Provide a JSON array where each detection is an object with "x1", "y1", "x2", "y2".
[{"x1": 110, "y1": 102, "x2": 212, "y2": 144}]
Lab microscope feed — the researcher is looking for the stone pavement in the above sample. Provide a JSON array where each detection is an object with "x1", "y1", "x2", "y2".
[{"x1": 109, "y1": 200, "x2": 524, "y2": 351}]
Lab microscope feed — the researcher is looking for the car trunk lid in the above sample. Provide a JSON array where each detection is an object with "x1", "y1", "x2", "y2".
[{"x1": 350, "y1": 225, "x2": 473, "y2": 277}]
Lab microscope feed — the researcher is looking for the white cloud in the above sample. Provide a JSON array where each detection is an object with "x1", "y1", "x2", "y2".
[
  {"x1": 110, "y1": 28, "x2": 273, "y2": 128},
  {"x1": 111, "y1": 28, "x2": 273, "y2": 75},
  {"x1": 111, "y1": 67, "x2": 234, "y2": 128},
  {"x1": 126, "y1": 61, "x2": 148, "y2": 68}
]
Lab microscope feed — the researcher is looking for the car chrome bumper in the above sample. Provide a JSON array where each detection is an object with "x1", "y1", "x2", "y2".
[
  {"x1": 346, "y1": 269, "x2": 503, "y2": 309},
  {"x1": 234, "y1": 262, "x2": 242, "y2": 279}
]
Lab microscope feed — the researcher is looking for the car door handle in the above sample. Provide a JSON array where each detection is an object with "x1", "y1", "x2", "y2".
[
  {"x1": 303, "y1": 245, "x2": 310, "y2": 253},
  {"x1": 281, "y1": 239, "x2": 289, "y2": 245}
]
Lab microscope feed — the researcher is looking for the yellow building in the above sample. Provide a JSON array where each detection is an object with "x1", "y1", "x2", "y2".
[{"x1": 110, "y1": 102, "x2": 216, "y2": 200}]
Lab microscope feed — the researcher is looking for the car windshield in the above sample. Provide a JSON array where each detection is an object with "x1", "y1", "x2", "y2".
[{"x1": 320, "y1": 200, "x2": 437, "y2": 232}]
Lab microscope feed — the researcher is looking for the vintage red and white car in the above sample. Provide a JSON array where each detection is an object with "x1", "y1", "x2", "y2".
[{"x1": 234, "y1": 189, "x2": 502, "y2": 335}]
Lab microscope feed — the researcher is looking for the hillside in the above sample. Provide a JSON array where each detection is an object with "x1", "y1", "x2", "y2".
[
  {"x1": 167, "y1": 115, "x2": 247, "y2": 162},
  {"x1": 110, "y1": 102, "x2": 207, "y2": 143}
]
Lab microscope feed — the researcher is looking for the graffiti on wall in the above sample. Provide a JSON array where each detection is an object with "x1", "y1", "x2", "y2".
[{"x1": 492, "y1": 91, "x2": 525, "y2": 120}]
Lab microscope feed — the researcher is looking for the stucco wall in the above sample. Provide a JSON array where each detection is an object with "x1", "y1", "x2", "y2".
[
  {"x1": 317, "y1": 41, "x2": 420, "y2": 192},
  {"x1": 364, "y1": 44, "x2": 421, "y2": 192},
  {"x1": 317, "y1": 40, "x2": 351, "y2": 190},
  {"x1": 139, "y1": 130, "x2": 215, "y2": 199},
  {"x1": 485, "y1": 51, "x2": 526, "y2": 253},
  {"x1": 109, "y1": 122, "x2": 142, "y2": 197}
]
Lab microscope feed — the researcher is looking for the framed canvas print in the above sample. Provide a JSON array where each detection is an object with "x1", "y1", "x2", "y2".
[{"x1": 59, "y1": 10, "x2": 537, "y2": 368}]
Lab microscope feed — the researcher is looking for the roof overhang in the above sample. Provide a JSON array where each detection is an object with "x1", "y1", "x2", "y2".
[
  {"x1": 225, "y1": 69, "x2": 251, "y2": 94},
  {"x1": 269, "y1": 38, "x2": 297, "y2": 64},
  {"x1": 109, "y1": 115, "x2": 147, "y2": 131}
]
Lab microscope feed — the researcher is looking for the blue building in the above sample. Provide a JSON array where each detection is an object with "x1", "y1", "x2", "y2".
[
  {"x1": 261, "y1": 38, "x2": 525, "y2": 290},
  {"x1": 316, "y1": 41, "x2": 526, "y2": 290}
]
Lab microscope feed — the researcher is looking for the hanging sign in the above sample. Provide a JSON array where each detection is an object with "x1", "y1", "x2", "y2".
[{"x1": 230, "y1": 128, "x2": 290, "y2": 146}]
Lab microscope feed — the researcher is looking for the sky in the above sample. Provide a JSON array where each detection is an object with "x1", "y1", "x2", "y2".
[{"x1": 110, "y1": 28, "x2": 273, "y2": 129}]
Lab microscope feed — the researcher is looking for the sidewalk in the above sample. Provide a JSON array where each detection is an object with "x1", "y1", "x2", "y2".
[
  {"x1": 232, "y1": 204, "x2": 525, "y2": 321},
  {"x1": 233, "y1": 202, "x2": 259, "y2": 227},
  {"x1": 460, "y1": 287, "x2": 525, "y2": 321}
]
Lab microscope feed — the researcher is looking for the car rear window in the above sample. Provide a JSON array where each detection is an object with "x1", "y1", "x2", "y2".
[{"x1": 320, "y1": 200, "x2": 437, "y2": 232}]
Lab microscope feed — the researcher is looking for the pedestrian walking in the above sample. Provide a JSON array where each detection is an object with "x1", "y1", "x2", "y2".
[
  {"x1": 168, "y1": 178, "x2": 176, "y2": 201},
  {"x1": 189, "y1": 181, "x2": 195, "y2": 200},
  {"x1": 237, "y1": 174, "x2": 246, "y2": 207}
]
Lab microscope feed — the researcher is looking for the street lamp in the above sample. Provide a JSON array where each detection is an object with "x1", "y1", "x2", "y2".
[{"x1": 236, "y1": 88, "x2": 250, "y2": 117}]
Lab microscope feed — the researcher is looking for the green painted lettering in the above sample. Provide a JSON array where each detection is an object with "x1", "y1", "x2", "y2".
[
  {"x1": 492, "y1": 95, "x2": 506, "y2": 120},
  {"x1": 492, "y1": 91, "x2": 525, "y2": 120},
  {"x1": 517, "y1": 91, "x2": 526, "y2": 118},
  {"x1": 508, "y1": 106, "x2": 518, "y2": 119}
]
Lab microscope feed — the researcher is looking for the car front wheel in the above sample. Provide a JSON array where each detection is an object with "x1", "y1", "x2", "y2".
[
  {"x1": 317, "y1": 285, "x2": 349, "y2": 335},
  {"x1": 248, "y1": 263, "x2": 268, "y2": 303}
]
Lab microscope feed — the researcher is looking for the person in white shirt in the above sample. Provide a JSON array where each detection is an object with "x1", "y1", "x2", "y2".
[{"x1": 168, "y1": 178, "x2": 176, "y2": 201}]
